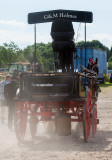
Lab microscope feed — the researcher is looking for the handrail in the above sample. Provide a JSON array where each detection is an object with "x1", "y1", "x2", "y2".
[{"x1": 80, "y1": 65, "x2": 97, "y2": 76}]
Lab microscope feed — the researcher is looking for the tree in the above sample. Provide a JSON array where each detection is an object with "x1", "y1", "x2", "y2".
[
  {"x1": 23, "y1": 42, "x2": 54, "y2": 72},
  {"x1": 108, "y1": 62, "x2": 112, "y2": 70},
  {"x1": 111, "y1": 46, "x2": 112, "y2": 53},
  {"x1": 76, "y1": 40, "x2": 108, "y2": 50},
  {"x1": 0, "y1": 42, "x2": 25, "y2": 68},
  {"x1": 108, "y1": 56, "x2": 112, "y2": 62},
  {"x1": 0, "y1": 40, "x2": 111, "y2": 72}
]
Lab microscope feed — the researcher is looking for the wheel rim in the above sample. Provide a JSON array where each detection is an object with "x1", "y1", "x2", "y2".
[
  {"x1": 92, "y1": 105, "x2": 97, "y2": 137},
  {"x1": 14, "y1": 101, "x2": 27, "y2": 142},
  {"x1": 83, "y1": 90, "x2": 92, "y2": 142}
]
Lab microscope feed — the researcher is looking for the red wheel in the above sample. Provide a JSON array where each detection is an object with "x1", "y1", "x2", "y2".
[
  {"x1": 14, "y1": 101, "x2": 28, "y2": 142},
  {"x1": 83, "y1": 90, "x2": 92, "y2": 142},
  {"x1": 92, "y1": 105, "x2": 97, "y2": 138}
]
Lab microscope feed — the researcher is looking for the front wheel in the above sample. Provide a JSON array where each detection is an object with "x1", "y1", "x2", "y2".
[{"x1": 14, "y1": 101, "x2": 28, "y2": 142}]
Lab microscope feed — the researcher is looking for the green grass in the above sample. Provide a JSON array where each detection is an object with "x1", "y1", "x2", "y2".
[{"x1": 100, "y1": 82, "x2": 112, "y2": 88}]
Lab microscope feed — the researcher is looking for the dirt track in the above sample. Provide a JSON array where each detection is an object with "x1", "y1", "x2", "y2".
[{"x1": 0, "y1": 87, "x2": 112, "y2": 160}]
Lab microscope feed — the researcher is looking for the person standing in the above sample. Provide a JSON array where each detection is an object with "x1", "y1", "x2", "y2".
[
  {"x1": 0, "y1": 75, "x2": 11, "y2": 123},
  {"x1": 4, "y1": 76, "x2": 18, "y2": 129},
  {"x1": 0, "y1": 75, "x2": 12, "y2": 101}
]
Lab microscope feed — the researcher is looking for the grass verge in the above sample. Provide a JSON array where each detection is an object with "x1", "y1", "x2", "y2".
[{"x1": 100, "y1": 82, "x2": 112, "y2": 88}]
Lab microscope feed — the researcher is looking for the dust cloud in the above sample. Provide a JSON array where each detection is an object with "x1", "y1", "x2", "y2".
[{"x1": 0, "y1": 87, "x2": 112, "y2": 160}]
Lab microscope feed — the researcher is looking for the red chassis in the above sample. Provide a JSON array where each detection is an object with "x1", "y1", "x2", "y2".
[{"x1": 14, "y1": 89, "x2": 98, "y2": 143}]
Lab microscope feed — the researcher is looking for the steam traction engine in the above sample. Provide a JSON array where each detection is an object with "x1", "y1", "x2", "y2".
[{"x1": 14, "y1": 10, "x2": 99, "y2": 142}]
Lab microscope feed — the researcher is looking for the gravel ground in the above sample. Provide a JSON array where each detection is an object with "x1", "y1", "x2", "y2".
[{"x1": 0, "y1": 87, "x2": 112, "y2": 160}]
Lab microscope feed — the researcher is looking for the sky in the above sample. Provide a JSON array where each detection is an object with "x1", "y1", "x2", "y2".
[{"x1": 0, "y1": 0, "x2": 112, "y2": 49}]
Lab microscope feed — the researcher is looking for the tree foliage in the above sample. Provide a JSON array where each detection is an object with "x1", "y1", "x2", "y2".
[
  {"x1": 0, "y1": 40, "x2": 112, "y2": 71},
  {"x1": 23, "y1": 42, "x2": 54, "y2": 72},
  {"x1": 76, "y1": 40, "x2": 108, "y2": 50},
  {"x1": 108, "y1": 62, "x2": 112, "y2": 70},
  {"x1": 0, "y1": 42, "x2": 25, "y2": 68}
]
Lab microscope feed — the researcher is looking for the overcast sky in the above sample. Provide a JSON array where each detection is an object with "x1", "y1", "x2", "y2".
[{"x1": 0, "y1": 0, "x2": 112, "y2": 49}]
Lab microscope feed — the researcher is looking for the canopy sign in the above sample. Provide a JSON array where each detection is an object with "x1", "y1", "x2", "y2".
[{"x1": 28, "y1": 9, "x2": 93, "y2": 24}]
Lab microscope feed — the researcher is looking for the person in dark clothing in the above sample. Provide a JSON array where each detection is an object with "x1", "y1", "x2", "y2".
[
  {"x1": 87, "y1": 58, "x2": 94, "y2": 70},
  {"x1": 4, "y1": 76, "x2": 18, "y2": 129},
  {"x1": 87, "y1": 58, "x2": 99, "y2": 75},
  {"x1": 92, "y1": 58, "x2": 99, "y2": 75}
]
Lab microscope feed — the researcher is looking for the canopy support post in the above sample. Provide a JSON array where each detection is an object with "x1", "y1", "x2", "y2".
[
  {"x1": 34, "y1": 24, "x2": 37, "y2": 63},
  {"x1": 85, "y1": 22, "x2": 87, "y2": 68}
]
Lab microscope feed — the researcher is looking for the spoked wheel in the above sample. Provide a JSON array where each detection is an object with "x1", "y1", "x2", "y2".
[
  {"x1": 30, "y1": 116, "x2": 38, "y2": 139},
  {"x1": 83, "y1": 90, "x2": 92, "y2": 142},
  {"x1": 14, "y1": 101, "x2": 28, "y2": 142},
  {"x1": 92, "y1": 105, "x2": 97, "y2": 138}
]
